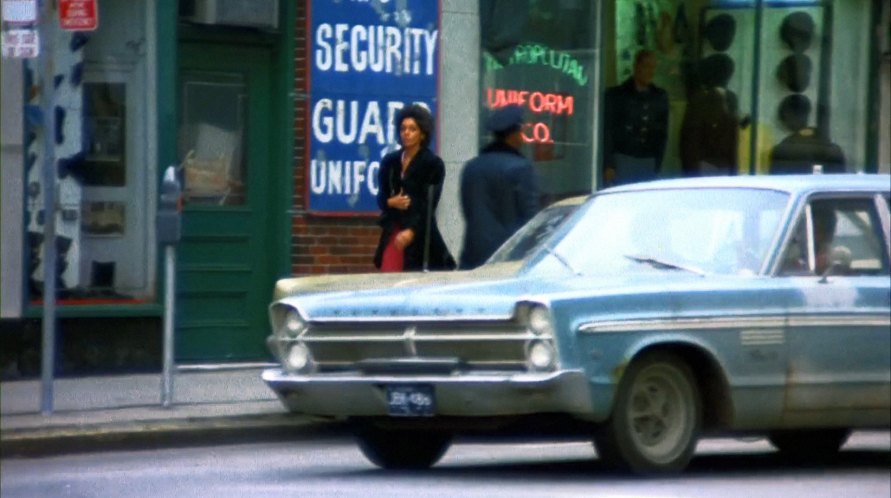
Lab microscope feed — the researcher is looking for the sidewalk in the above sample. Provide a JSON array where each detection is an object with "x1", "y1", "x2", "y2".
[{"x1": 1, "y1": 365, "x2": 335, "y2": 456}]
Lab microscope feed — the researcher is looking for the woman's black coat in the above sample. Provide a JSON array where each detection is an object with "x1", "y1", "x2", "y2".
[{"x1": 373, "y1": 147, "x2": 456, "y2": 271}]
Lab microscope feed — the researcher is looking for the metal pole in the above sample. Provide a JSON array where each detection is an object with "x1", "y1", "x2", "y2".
[
  {"x1": 161, "y1": 244, "x2": 176, "y2": 407},
  {"x1": 38, "y1": 0, "x2": 58, "y2": 416},
  {"x1": 422, "y1": 184, "x2": 433, "y2": 271}
]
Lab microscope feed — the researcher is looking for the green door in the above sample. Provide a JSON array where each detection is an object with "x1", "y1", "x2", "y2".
[{"x1": 176, "y1": 42, "x2": 275, "y2": 361}]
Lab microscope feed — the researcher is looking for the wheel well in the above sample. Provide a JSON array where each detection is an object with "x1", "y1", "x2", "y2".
[{"x1": 633, "y1": 343, "x2": 734, "y2": 431}]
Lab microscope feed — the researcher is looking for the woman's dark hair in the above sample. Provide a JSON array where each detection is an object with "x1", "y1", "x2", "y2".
[{"x1": 394, "y1": 103, "x2": 434, "y2": 149}]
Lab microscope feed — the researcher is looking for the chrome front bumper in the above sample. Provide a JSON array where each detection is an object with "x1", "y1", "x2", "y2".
[{"x1": 261, "y1": 368, "x2": 595, "y2": 417}]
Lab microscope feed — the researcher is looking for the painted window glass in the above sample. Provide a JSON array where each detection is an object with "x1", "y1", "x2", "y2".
[
  {"x1": 24, "y1": 1, "x2": 153, "y2": 304},
  {"x1": 479, "y1": 0, "x2": 599, "y2": 205}
]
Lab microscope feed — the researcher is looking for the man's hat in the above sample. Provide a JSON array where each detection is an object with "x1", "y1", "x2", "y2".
[
  {"x1": 777, "y1": 53, "x2": 812, "y2": 92},
  {"x1": 486, "y1": 105, "x2": 524, "y2": 133},
  {"x1": 704, "y1": 14, "x2": 736, "y2": 52},
  {"x1": 780, "y1": 12, "x2": 816, "y2": 52}
]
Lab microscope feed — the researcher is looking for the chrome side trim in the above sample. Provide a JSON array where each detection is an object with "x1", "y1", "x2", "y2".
[
  {"x1": 579, "y1": 314, "x2": 891, "y2": 334},
  {"x1": 739, "y1": 329, "x2": 785, "y2": 346}
]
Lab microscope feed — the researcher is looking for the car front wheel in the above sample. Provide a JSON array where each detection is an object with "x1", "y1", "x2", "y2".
[
  {"x1": 354, "y1": 423, "x2": 452, "y2": 470},
  {"x1": 594, "y1": 352, "x2": 702, "y2": 474}
]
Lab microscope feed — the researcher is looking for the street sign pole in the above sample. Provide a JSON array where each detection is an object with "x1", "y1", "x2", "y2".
[{"x1": 37, "y1": 0, "x2": 57, "y2": 416}]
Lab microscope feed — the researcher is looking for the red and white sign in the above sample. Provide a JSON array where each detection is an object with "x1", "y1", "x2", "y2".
[
  {"x1": 1, "y1": 28, "x2": 38, "y2": 58},
  {"x1": 58, "y1": 0, "x2": 98, "y2": 31}
]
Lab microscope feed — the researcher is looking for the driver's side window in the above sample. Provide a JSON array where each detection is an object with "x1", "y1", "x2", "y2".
[{"x1": 778, "y1": 198, "x2": 890, "y2": 277}]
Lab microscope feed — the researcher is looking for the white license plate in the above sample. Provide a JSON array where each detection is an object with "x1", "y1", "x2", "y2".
[{"x1": 386, "y1": 384, "x2": 435, "y2": 417}]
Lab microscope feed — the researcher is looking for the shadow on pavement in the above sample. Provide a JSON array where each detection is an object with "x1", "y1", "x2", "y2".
[
  {"x1": 0, "y1": 420, "x2": 353, "y2": 459},
  {"x1": 307, "y1": 448, "x2": 891, "y2": 482}
]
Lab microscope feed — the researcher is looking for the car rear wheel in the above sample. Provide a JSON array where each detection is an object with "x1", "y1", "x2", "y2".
[
  {"x1": 594, "y1": 352, "x2": 702, "y2": 474},
  {"x1": 354, "y1": 423, "x2": 452, "y2": 469},
  {"x1": 768, "y1": 429, "x2": 850, "y2": 460}
]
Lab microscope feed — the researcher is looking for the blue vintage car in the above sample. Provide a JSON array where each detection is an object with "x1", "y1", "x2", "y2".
[{"x1": 263, "y1": 174, "x2": 891, "y2": 474}]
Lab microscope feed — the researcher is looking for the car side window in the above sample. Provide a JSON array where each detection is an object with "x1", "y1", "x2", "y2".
[{"x1": 778, "y1": 198, "x2": 890, "y2": 277}]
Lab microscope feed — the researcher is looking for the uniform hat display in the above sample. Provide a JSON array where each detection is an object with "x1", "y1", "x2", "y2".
[
  {"x1": 780, "y1": 11, "x2": 815, "y2": 52},
  {"x1": 486, "y1": 104, "x2": 525, "y2": 133},
  {"x1": 777, "y1": 53, "x2": 812, "y2": 92},
  {"x1": 699, "y1": 53, "x2": 735, "y2": 88},
  {"x1": 778, "y1": 93, "x2": 812, "y2": 132},
  {"x1": 703, "y1": 13, "x2": 736, "y2": 52}
]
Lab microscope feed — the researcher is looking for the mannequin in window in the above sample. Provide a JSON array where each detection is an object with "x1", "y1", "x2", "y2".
[
  {"x1": 769, "y1": 94, "x2": 846, "y2": 175},
  {"x1": 680, "y1": 53, "x2": 741, "y2": 176}
]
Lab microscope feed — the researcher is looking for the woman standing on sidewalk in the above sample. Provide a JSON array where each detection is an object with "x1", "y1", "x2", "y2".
[{"x1": 373, "y1": 104, "x2": 455, "y2": 272}]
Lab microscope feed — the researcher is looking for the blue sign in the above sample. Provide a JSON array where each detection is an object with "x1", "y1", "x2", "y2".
[{"x1": 308, "y1": 0, "x2": 440, "y2": 214}]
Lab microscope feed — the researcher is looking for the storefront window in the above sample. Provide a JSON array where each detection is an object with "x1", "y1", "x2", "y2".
[
  {"x1": 479, "y1": 0, "x2": 599, "y2": 204},
  {"x1": 600, "y1": 0, "x2": 878, "y2": 187},
  {"x1": 25, "y1": 1, "x2": 154, "y2": 303}
]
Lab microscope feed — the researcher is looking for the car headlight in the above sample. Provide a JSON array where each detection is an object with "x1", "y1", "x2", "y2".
[
  {"x1": 286, "y1": 343, "x2": 313, "y2": 372},
  {"x1": 527, "y1": 306, "x2": 554, "y2": 336},
  {"x1": 284, "y1": 309, "x2": 305, "y2": 337},
  {"x1": 526, "y1": 340, "x2": 557, "y2": 371}
]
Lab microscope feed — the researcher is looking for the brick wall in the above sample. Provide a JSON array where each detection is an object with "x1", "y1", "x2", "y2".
[{"x1": 291, "y1": 2, "x2": 380, "y2": 276}]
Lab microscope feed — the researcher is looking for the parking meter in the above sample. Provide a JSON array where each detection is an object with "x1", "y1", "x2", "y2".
[
  {"x1": 158, "y1": 164, "x2": 182, "y2": 407},
  {"x1": 157, "y1": 165, "x2": 182, "y2": 244}
]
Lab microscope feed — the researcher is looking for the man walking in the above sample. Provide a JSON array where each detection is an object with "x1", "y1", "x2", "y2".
[{"x1": 459, "y1": 105, "x2": 540, "y2": 269}]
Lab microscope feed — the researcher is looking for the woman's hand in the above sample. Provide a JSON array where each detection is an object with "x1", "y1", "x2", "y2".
[
  {"x1": 394, "y1": 229, "x2": 415, "y2": 250},
  {"x1": 387, "y1": 190, "x2": 411, "y2": 211}
]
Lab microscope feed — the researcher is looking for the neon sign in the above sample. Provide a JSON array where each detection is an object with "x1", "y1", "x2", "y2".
[
  {"x1": 486, "y1": 87, "x2": 575, "y2": 144},
  {"x1": 484, "y1": 43, "x2": 589, "y2": 87},
  {"x1": 486, "y1": 88, "x2": 574, "y2": 115}
]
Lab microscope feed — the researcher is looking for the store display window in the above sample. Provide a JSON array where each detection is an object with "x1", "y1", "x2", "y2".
[
  {"x1": 600, "y1": 0, "x2": 877, "y2": 187},
  {"x1": 24, "y1": 1, "x2": 154, "y2": 304},
  {"x1": 479, "y1": 0, "x2": 600, "y2": 204}
]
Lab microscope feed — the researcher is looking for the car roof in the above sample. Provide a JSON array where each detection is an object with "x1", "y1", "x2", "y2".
[{"x1": 600, "y1": 174, "x2": 891, "y2": 196}]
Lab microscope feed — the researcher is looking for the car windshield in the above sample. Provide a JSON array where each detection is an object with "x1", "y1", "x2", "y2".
[
  {"x1": 523, "y1": 188, "x2": 790, "y2": 277},
  {"x1": 488, "y1": 202, "x2": 581, "y2": 263}
]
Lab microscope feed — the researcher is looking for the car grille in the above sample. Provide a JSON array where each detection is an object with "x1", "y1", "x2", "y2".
[{"x1": 289, "y1": 321, "x2": 533, "y2": 373}]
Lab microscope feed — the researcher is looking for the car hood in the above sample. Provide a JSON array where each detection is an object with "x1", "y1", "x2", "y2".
[
  {"x1": 275, "y1": 262, "x2": 534, "y2": 320},
  {"x1": 274, "y1": 264, "x2": 741, "y2": 322}
]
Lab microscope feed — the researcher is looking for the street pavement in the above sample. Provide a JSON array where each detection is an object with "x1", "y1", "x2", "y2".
[{"x1": 0, "y1": 364, "x2": 339, "y2": 456}]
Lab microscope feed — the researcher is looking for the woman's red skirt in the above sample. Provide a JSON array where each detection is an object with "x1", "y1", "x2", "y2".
[{"x1": 380, "y1": 226, "x2": 404, "y2": 272}]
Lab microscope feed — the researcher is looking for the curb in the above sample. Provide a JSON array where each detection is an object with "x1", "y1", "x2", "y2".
[{"x1": 1, "y1": 414, "x2": 349, "y2": 457}]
